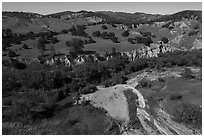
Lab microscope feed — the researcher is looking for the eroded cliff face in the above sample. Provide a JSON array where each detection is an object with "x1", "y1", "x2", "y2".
[{"x1": 127, "y1": 18, "x2": 202, "y2": 60}]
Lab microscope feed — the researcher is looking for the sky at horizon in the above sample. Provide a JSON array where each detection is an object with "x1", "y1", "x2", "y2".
[{"x1": 2, "y1": 2, "x2": 202, "y2": 15}]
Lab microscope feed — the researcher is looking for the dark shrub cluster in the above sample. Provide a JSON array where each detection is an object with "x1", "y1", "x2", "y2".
[
  {"x1": 80, "y1": 84, "x2": 98, "y2": 94},
  {"x1": 66, "y1": 38, "x2": 84, "y2": 55},
  {"x1": 88, "y1": 37, "x2": 96, "y2": 43},
  {"x1": 109, "y1": 32, "x2": 120, "y2": 43},
  {"x1": 188, "y1": 30, "x2": 198, "y2": 36},
  {"x1": 161, "y1": 37, "x2": 169, "y2": 44},
  {"x1": 8, "y1": 50, "x2": 17, "y2": 57},
  {"x1": 140, "y1": 31, "x2": 152, "y2": 38},
  {"x1": 101, "y1": 25, "x2": 108, "y2": 30},
  {"x1": 61, "y1": 29, "x2": 69, "y2": 34},
  {"x1": 51, "y1": 37, "x2": 60, "y2": 44},
  {"x1": 131, "y1": 36, "x2": 153, "y2": 46},
  {"x1": 22, "y1": 44, "x2": 29, "y2": 49},
  {"x1": 2, "y1": 29, "x2": 60, "y2": 51},
  {"x1": 183, "y1": 67, "x2": 195, "y2": 79},
  {"x1": 111, "y1": 24, "x2": 117, "y2": 28},
  {"x1": 92, "y1": 31, "x2": 101, "y2": 37},
  {"x1": 2, "y1": 49, "x2": 202, "y2": 126},
  {"x1": 68, "y1": 25, "x2": 89, "y2": 38},
  {"x1": 121, "y1": 30, "x2": 130, "y2": 37},
  {"x1": 127, "y1": 38, "x2": 136, "y2": 44},
  {"x1": 100, "y1": 31, "x2": 109, "y2": 39},
  {"x1": 92, "y1": 31, "x2": 119, "y2": 43}
]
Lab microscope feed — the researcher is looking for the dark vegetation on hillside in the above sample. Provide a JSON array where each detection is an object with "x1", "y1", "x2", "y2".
[
  {"x1": 2, "y1": 48, "x2": 202, "y2": 129},
  {"x1": 2, "y1": 9, "x2": 202, "y2": 134},
  {"x1": 2, "y1": 27, "x2": 96, "y2": 56},
  {"x1": 121, "y1": 30, "x2": 130, "y2": 37},
  {"x1": 3, "y1": 11, "x2": 42, "y2": 19},
  {"x1": 3, "y1": 10, "x2": 201, "y2": 28},
  {"x1": 92, "y1": 30, "x2": 120, "y2": 43},
  {"x1": 2, "y1": 28, "x2": 60, "y2": 51},
  {"x1": 172, "y1": 103, "x2": 202, "y2": 129},
  {"x1": 127, "y1": 36, "x2": 153, "y2": 46}
]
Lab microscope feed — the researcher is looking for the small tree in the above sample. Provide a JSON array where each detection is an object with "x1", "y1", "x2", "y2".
[
  {"x1": 22, "y1": 44, "x2": 29, "y2": 49},
  {"x1": 121, "y1": 30, "x2": 129, "y2": 37},
  {"x1": 183, "y1": 67, "x2": 194, "y2": 79},
  {"x1": 110, "y1": 36, "x2": 119, "y2": 43},
  {"x1": 135, "y1": 36, "x2": 142, "y2": 43},
  {"x1": 80, "y1": 84, "x2": 98, "y2": 94},
  {"x1": 8, "y1": 50, "x2": 17, "y2": 57},
  {"x1": 37, "y1": 37, "x2": 48, "y2": 55},
  {"x1": 140, "y1": 37, "x2": 153, "y2": 46},
  {"x1": 100, "y1": 32, "x2": 109, "y2": 39},
  {"x1": 109, "y1": 32, "x2": 115, "y2": 37},
  {"x1": 101, "y1": 25, "x2": 108, "y2": 30},
  {"x1": 88, "y1": 38, "x2": 96, "y2": 43},
  {"x1": 51, "y1": 37, "x2": 60, "y2": 44},
  {"x1": 61, "y1": 29, "x2": 68, "y2": 34},
  {"x1": 4, "y1": 28, "x2": 13, "y2": 38},
  {"x1": 128, "y1": 38, "x2": 135, "y2": 44},
  {"x1": 37, "y1": 43, "x2": 46, "y2": 56},
  {"x1": 92, "y1": 31, "x2": 101, "y2": 37},
  {"x1": 193, "y1": 24, "x2": 199, "y2": 29},
  {"x1": 66, "y1": 38, "x2": 84, "y2": 54},
  {"x1": 2, "y1": 39, "x2": 12, "y2": 51},
  {"x1": 112, "y1": 24, "x2": 117, "y2": 28},
  {"x1": 50, "y1": 45, "x2": 56, "y2": 57},
  {"x1": 38, "y1": 37, "x2": 48, "y2": 45},
  {"x1": 111, "y1": 47, "x2": 116, "y2": 55},
  {"x1": 161, "y1": 37, "x2": 169, "y2": 44}
]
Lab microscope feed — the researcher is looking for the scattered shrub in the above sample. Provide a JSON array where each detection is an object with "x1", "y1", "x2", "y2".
[
  {"x1": 8, "y1": 50, "x2": 17, "y2": 57},
  {"x1": 92, "y1": 31, "x2": 101, "y2": 37},
  {"x1": 61, "y1": 29, "x2": 68, "y2": 34},
  {"x1": 193, "y1": 24, "x2": 199, "y2": 29},
  {"x1": 158, "y1": 77, "x2": 165, "y2": 82},
  {"x1": 101, "y1": 25, "x2": 108, "y2": 30},
  {"x1": 128, "y1": 38, "x2": 135, "y2": 44},
  {"x1": 51, "y1": 37, "x2": 60, "y2": 44},
  {"x1": 161, "y1": 37, "x2": 169, "y2": 44},
  {"x1": 188, "y1": 30, "x2": 198, "y2": 36},
  {"x1": 170, "y1": 94, "x2": 182, "y2": 101},
  {"x1": 183, "y1": 67, "x2": 194, "y2": 79},
  {"x1": 139, "y1": 79, "x2": 151, "y2": 88},
  {"x1": 88, "y1": 38, "x2": 96, "y2": 43},
  {"x1": 66, "y1": 38, "x2": 84, "y2": 54},
  {"x1": 121, "y1": 30, "x2": 129, "y2": 37},
  {"x1": 110, "y1": 36, "x2": 119, "y2": 43},
  {"x1": 100, "y1": 31, "x2": 109, "y2": 39},
  {"x1": 140, "y1": 31, "x2": 152, "y2": 37},
  {"x1": 111, "y1": 24, "x2": 117, "y2": 28},
  {"x1": 140, "y1": 37, "x2": 153, "y2": 46},
  {"x1": 80, "y1": 84, "x2": 98, "y2": 94},
  {"x1": 22, "y1": 44, "x2": 29, "y2": 49}
]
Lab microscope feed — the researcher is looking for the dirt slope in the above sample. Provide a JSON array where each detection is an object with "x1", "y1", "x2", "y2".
[{"x1": 80, "y1": 70, "x2": 202, "y2": 135}]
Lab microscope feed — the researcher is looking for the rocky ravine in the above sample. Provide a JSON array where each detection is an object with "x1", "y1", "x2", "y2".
[{"x1": 80, "y1": 75, "x2": 201, "y2": 135}]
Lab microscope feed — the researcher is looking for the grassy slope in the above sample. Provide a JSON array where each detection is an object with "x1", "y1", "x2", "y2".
[
  {"x1": 138, "y1": 75, "x2": 202, "y2": 129},
  {"x1": 2, "y1": 105, "x2": 120, "y2": 135},
  {"x1": 84, "y1": 24, "x2": 145, "y2": 54},
  {"x1": 3, "y1": 17, "x2": 202, "y2": 57},
  {"x1": 5, "y1": 23, "x2": 146, "y2": 58}
]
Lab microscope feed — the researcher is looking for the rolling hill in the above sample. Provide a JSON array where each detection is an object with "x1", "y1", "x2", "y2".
[{"x1": 2, "y1": 9, "x2": 202, "y2": 135}]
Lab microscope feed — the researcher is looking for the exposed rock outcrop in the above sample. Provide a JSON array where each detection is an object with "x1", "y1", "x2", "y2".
[{"x1": 191, "y1": 38, "x2": 202, "y2": 50}]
